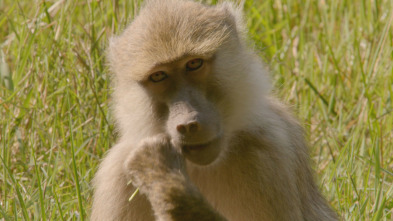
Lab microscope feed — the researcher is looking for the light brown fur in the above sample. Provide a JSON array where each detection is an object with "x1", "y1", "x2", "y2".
[{"x1": 91, "y1": 0, "x2": 338, "y2": 220}]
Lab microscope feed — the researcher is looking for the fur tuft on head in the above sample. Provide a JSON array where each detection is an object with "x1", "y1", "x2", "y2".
[{"x1": 108, "y1": 0, "x2": 246, "y2": 81}]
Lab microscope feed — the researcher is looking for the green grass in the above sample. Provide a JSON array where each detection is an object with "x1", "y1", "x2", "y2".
[{"x1": 0, "y1": 0, "x2": 392, "y2": 220}]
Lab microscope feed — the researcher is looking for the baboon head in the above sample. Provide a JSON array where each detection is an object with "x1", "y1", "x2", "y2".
[{"x1": 108, "y1": 0, "x2": 270, "y2": 166}]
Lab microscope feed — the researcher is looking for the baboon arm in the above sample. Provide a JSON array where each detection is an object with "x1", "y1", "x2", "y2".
[
  {"x1": 146, "y1": 181, "x2": 227, "y2": 221},
  {"x1": 125, "y1": 135, "x2": 227, "y2": 221},
  {"x1": 91, "y1": 143, "x2": 155, "y2": 221}
]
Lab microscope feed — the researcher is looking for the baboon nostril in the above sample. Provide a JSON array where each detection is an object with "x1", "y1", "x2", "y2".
[
  {"x1": 176, "y1": 121, "x2": 200, "y2": 134},
  {"x1": 188, "y1": 121, "x2": 200, "y2": 133},
  {"x1": 176, "y1": 125, "x2": 187, "y2": 134}
]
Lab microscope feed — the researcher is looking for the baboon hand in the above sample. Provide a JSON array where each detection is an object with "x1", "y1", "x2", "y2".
[{"x1": 124, "y1": 134, "x2": 187, "y2": 194}]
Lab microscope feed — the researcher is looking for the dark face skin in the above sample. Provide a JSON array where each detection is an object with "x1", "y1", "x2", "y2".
[{"x1": 140, "y1": 55, "x2": 223, "y2": 165}]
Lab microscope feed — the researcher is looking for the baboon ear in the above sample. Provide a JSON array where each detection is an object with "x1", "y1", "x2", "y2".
[{"x1": 218, "y1": 1, "x2": 246, "y2": 38}]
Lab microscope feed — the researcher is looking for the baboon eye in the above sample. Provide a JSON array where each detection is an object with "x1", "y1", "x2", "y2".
[
  {"x1": 186, "y1": 59, "x2": 203, "y2": 71},
  {"x1": 149, "y1": 71, "x2": 168, "y2": 82}
]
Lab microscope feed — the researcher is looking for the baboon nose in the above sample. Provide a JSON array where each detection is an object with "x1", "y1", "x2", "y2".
[{"x1": 176, "y1": 121, "x2": 200, "y2": 135}]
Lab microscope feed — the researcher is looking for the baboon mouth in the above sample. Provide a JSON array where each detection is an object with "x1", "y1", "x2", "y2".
[
  {"x1": 180, "y1": 137, "x2": 221, "y2": 166},
  {"x1": 182, "y1": 141, "x2": 212, "y2": 151},
  {"x1": 181, "y1": 136, "x2": 221, "y2": 151},
  {"x1": 181, "y1": 136, "x2": 221, "y2": 152}
]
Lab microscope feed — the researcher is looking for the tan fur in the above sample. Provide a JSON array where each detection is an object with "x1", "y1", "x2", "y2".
[{"x1": 91, "y1": 0, "x2": 338, "y2": 220}]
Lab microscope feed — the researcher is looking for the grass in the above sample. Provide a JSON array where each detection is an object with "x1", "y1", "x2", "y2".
[{"x1": 0, "y1": 0, "x2": 392, "y2": 220}]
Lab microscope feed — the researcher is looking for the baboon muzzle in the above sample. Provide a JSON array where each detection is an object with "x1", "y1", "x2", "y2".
[
  {"x1": 167, "y1": 91, "x2": 219, "y2": 143},
  {"x1": 166, "y1": 91, "x2": 222, "y2": 165}
]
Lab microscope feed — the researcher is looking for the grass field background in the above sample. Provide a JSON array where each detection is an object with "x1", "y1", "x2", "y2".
[{"x1": 0, "y1": 0, "x2": 392, "y2": 220}]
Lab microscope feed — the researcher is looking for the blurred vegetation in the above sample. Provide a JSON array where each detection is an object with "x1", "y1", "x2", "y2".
[{"x1": 0, "y1": 0, "x2": 392, "y2": 220}]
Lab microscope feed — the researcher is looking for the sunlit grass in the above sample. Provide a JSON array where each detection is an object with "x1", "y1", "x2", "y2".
[{"x1": 1, "y1": 0, "x2": 392, "y2": 220}]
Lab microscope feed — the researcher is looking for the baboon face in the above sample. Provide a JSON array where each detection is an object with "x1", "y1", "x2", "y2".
[
  {"x1": 141, "y1": 56, "x2": 223, "y2": 166},
  {"x1": 109, "y1": 0, "x2": 240, "y2": 166}
]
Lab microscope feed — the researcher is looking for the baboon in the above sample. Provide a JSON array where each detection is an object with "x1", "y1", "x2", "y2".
[{"x1": 91, "y1": 0, "x2": 338, "y2": 220}]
